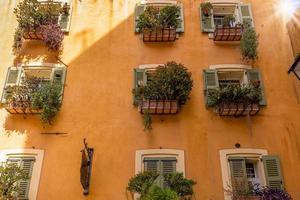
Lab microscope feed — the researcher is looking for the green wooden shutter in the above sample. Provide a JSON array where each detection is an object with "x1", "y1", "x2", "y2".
[
  {"x1": 135, "y1": 4, "x2": 146, "y2": 32},
  {"x1": 7, "y1": 157, "x2": 35, "y2": 200},
  {"x1": 199, "y1": 6, "x2": 214, "y2": 33},
  {"x1": 229, "y1": 158, "x2": 247, "y2": 191},
  {"x1": 247, "y1": 69, "x2": 266, "y2": 106},
  {"x1": 133, "y1": 68, "x2": 147, "y2": 105},
  {"x1": 176, "y1": 4, "x2": 184, "y2": 33},
  {"x1": 203, "y1": 69, "x2": 219, "y2": 106},
  {"x1": 1, "y1": 67, "x2": 22, "y2": 104},
  {"x1": 239, "y1": 4, "x2": 254, "y2": 28},
  {"x1": 52, "y1": 67, "x2": 66, "y2": 85},
  {"x1": 161, "y1": 159, "x2": 176, "y2": 188},
  {"x1": 262, "y1": 155, "x2": 284, "y2": 190}
]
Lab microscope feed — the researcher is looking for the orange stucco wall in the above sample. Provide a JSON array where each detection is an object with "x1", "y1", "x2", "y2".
[{"x1": 0, "y1": 0, "x2": 300, "y2": 199}]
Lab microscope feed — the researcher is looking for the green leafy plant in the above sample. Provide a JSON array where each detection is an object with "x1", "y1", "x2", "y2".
[
  {"x1": 127, "y1": 172, "x2": 159, "y2": 198},
  {"x1": 240, "y1": 26, "x2": 259, "y2": 62},
  {"x1": 207, "y1": 84, "x2": 261, "y2": 108},
  {"x1": 200, "y1": 2, "x2": 213, "y2": 16},
  {"x1": 143, "y1": 110, "x2": 152, "y2": 131},
  {"x1": 32, "y1": 82, "x2": 62, "y2": 124},
  {"x1": 13, "y1": 0, "x2": 63, "y2": 51},
  {"x1": 143, "y1": 185, "x2": 179, "y2": 200},
  {"x1": 0, "y1": 162, "x2": 29, "y2": 200},
  {"x1": 164, "y1": 173, "x2": 196, "y2": 199},
  {"x1": 226, "y1": 177, "x2": 258, "y2": 200},
  {"x1": 134, "y1": 62, "x2": 193, "y2": 105},
  {"x1": 223, "y1": 15, "x2": 236, "y2": 27},
  {"x1": 137, "y1": 6, "x2": 180, "y2": 32}
]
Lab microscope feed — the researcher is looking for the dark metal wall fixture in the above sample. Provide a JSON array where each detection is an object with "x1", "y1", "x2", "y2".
[
  {"x1": 288, "y1": 53, "x2": 300, "y2": 80},
  {"x1": 80, "y1": 138, "x2": 94, "y2": 195}
]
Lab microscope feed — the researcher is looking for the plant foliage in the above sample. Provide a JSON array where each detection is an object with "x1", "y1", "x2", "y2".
[
  {"x1": 200, "y1": 2, "x2": 213, "y2": 16},
  {"x1": 127, "y1": 172, "x2": 159, "y2": 198},
  {"x1": 240, "y1": 26, "x2": 259, "y2": 62},
  {"x1": 164, "y1": 173, "x2": 196, "y2": 199},
  {"x1": 207, "y1": 84, "x2": 261, "y2": 108},
  {"x1": 137, "y1": 6, "x2": 180, "y2": 32},
  {"x1": 0, "y1": 162, "x2": 28, "y2": 200},
  {"x1": 223, "y1": 15, "x2": 236, "y2": 27},
  {"x1": 255, "y1": 187, "x2": 292, "y2": 200},
  {"x1": 143, "y1": 110, "x2": 152, "y2": 131},
  {"x1": 134, "y1": 61, "x2": 193, "y2": 105},
  {"x1": 32, "y1": 82, "x2": 62, "y2": 124},
  {"x1": 40, "y1": 22, "x2": 64, "y2": 51},
  {"x1": 143, "y1": 185, "x2": 179, "y2": 200}
]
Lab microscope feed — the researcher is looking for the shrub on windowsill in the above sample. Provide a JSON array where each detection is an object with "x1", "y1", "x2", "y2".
[
  {"x1": 207, "y1": 84, "x2": 261, "y2": 108},
  {"x1": 13, "y1": 0, "x2": 64, "y2": 52},
  {"x1": 137, "y1": 6, "x2": 180, "y2": 32},
  {"x1": 133, "y1": 61, "x2": 193, "y2": 130}
]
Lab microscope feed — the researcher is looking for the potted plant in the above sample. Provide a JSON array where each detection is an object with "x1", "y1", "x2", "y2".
[
  {"x1": 136, "y1": 6, "x2": 180, "y2": 42},
  {"x1": 127, "y1": 172, "x2": 196, "y2": 200},
  {"x1": 13, "y1": 0, "x2": 64, "y2": 52},
  {"x1": 223, "y1": 15, "x2": 236, "y2": 27},
  {"x1": 207, "y1": 84, "x2": 261, "y2": 116},
  {"x1": 133, "y1": 61, "x2": 193, "y2": 130},
  {"x1": 0, "y1": 162, "x2": 29, "y2": 200},
  {"x1": 240, "y1": 25, "x2": 259, "y2": 63},
  {"x1": 201, "y1": 2, "x2": 213, "y2": 17},
  {"x1": 255, "y1": 187, "x2": 292, "y2": 200},
  {"x1": 226, "y1": 178, "x2": 260, "y2": 200}
]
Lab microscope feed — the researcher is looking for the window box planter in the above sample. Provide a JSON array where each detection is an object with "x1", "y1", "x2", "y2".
[
  {"x1": 214, "y1": 25, "x2": 243, "y2": 41},
  {"x1": 23, "y1": 28, "x2": 43, "y2": 40},
  {"x1": 142, "y1": 28, "x2": 177, "y2": 42},
  {"x1": 139, "y1": 100, "x2": 179, "y2": 114},
  {"x1": 6, "y1": 100, "x2": 42, "y2": 114},
  {"x1": 218, "y1": 103, "x2": 259, "y2": 116}
]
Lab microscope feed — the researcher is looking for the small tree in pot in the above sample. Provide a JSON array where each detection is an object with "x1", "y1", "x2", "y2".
[{"x1": 240, "y1": 25, "x2": 259, "y2": 63}]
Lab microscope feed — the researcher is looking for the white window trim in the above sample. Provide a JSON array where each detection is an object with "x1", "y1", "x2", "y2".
[
  {"x1": 0, "y1": 149, "x2": 44, "y2": 200},
  {"x1": 138, "y1": 64, "x2": 163, "y2": 69},
  {"x1": 135, "y1": 149, "x2": 185, "y2": 175},
  {"x1": 219, "y1": 148, "x2": 268, "y2": 200}
]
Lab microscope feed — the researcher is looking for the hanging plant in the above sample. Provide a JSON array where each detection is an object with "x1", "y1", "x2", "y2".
[
  {"x1": 40, "y1": 22, "x2": 64, "y2": 52},
  {"x1": 240, "y1": 25, "x2": 259, "y2": 62}
]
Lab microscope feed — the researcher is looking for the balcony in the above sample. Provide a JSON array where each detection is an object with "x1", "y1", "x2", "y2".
[
  {"x1": 217, "y1": 102, "x2": 259, "y2": 116},
  {"x1": 142, "y1": 28, "x2": 177, "y2": 42},
  {"x1": 213, "y1": 25, "x2": 243, "y2": 41}
]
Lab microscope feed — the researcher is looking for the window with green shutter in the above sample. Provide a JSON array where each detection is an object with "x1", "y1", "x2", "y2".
[
  {"x1": 143, "y1": 157, "x2": 177, "y2": 188},
  {"x1": 199, "y1": 6, "x2": 214, "y2": 33},
  {"x1": 1, "y1": 67, "x2": 22, "y2": 104},
  {"x1": 133, "y1": 68, "x2": 147, "y2": 105},
  {"x1": 246, "y1": 69, "x2": 266, "y2": 106},
  {"x1": 7, "y1": 157, "x2": 35, "y2": 200},
  {"x1": 203, "y1": 69, "x2": 219, "y2": 106},
  {"x1": 262, "y1": 155, "x2": 284, "y2": 190},
  {"x1": 239, "y1": 4, "x2": 254, "y2": 28}
]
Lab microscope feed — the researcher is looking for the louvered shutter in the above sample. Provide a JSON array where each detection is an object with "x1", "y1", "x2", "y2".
[
  {"x1": 176, "y1": 4, "x2": 184, "y2": 33},
  {"x1": 52, "y1": 67, "x2": 66, "y2": 85},
  {"x1": 133, "y1": 68, "x2": 147, "y2": 105},
  {"x1": 229, "y1": 158, "x2": 247, "y2": 190},
  {"x1": 247, "y1": 69, "x2": 266, "y2": 106},
  {"x1": 239, "y1": 4, "x2": 254, "y2": 28},
  {"x1": 135, "y1": 4, "x2": 146, "y2": 32},
  {"x1": 7, "y1": 157, "x2": 35, "y2": 200},
  {"x1": 59, "y1": 2, "x2": 72, "y2": 32},
  {"x1": 262, "y1": 155, "x2": 284, "y2": 190},
  {"x1": 161, "y1": 159, "x2": 176, "y2": 188},
  {"x1": 203, "y1": 69, "x2": 219, "y2": 106},
  {"x1": 1, "y1": 67, "x2": 22, "y2": 104},
  {"x1": 199, "y1": 6, "x2": 214, "y2": 33}
]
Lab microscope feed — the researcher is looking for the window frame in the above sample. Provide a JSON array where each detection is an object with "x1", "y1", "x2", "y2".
[
  {"x1": 0, "y1": 149, "x2": 44, "y2": 200},
  {"x1": 219, "y1": 149, "x2": 268, "y2": 200}
]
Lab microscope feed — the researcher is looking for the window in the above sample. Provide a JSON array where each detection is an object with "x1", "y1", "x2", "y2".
[
  {"x1": 220, "y1": 149, "x2": 284, "y2": 200},
  {"x1": 0, "y1": 149, "x2": 44, "y2": 200},
  {"x1": 134, "y1": 1, "x2": 184, "y2": 33},
  {"x1": 200, "y1": 2, "x2": 254, "y2": 33},
  {"x1": 203, "y1": 65, "x2": 266, "y2": 106},
  {"x1": 37, "y1": 0, "x2": 72, "y2": 32},
  {"x1": 1, "y1": 63, "x2": 67, "y2": 104},
  {"x1": 144, "y1": 157, "x2": 177, "y2": 187}
]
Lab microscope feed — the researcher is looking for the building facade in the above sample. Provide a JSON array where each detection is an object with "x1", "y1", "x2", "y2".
[{"x1": 0, "y1": 0, "x2": 299, "y2": 199}]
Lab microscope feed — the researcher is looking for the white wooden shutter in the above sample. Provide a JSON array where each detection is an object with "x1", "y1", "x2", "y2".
[
  {"x1": 135, "y1": 4, "x2": 146, "y2": 32},
  {"x1": 199, "y1": 6, "x2": 215, "y2": 33},
  {"x1": 247, "y1": 69, "x2": 266, "y2": 106}
]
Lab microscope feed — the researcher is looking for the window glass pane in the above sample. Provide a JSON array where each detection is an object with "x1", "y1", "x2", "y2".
[{"x1": 246, "y1": 163, "x2": 255, "y2": 178}]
